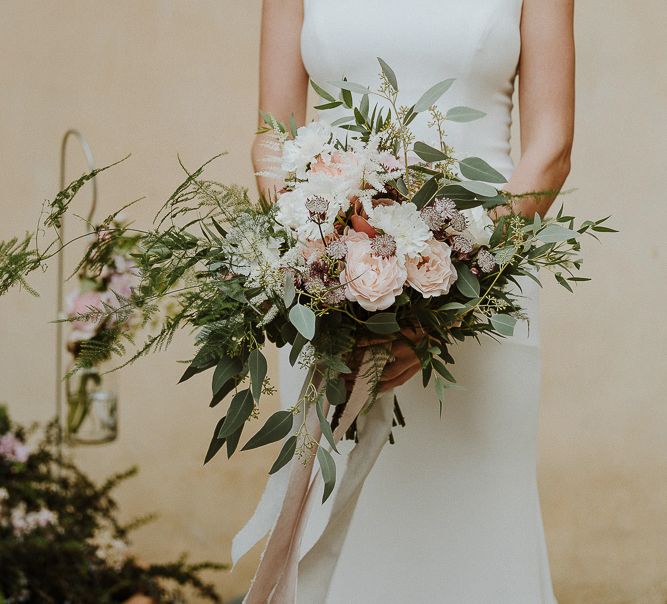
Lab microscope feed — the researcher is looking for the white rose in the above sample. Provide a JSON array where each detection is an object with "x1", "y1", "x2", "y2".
[{"x1": 460, "y1": 205, "x2": 495, "y2": 247}]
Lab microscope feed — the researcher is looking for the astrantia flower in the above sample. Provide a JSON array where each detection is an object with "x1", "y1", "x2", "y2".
[
  {"x1": 420, "y1": 206, "x2": 445, "y2": 231},
  {"x1": 451, "y1": 235, "x2": 473, "y2": 255},
  {"x1": 368, "y1": 202, "x2": 430, "y2": 259},
  {"x1": 449, "y1": 211, "x2": 468, "y2": 233},
  {"x1": 326, "y1": 239, "x2": 347, "y2": 260},
  {"x1": 434, "y1": 197, "x2": 457, "y2": 221},
  {"x1": 370, "y1": 233, "x2": 397, "y2": 258},
  {"x1": 275, "y1": 189, "x2": 333, "y2": 240},
  {"x1": 406, "y1": 239, "x2": 458, "y2": 298},
  {"x1": 460, "y1": 205, "x2": 495, "y2": 247},
  {"x1": 281, "y1": 121, "x2": 333, "y2": 178},
  {"x1": 305, "y1": 195, "x2": 330, "y2": 223},
  {"x1": 477, "y1": 248, "x2": 496, "y2": 273}
]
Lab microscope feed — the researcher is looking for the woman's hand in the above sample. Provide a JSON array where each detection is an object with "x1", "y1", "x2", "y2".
[{"x1": 345, "y1": 327, "x2": 425, "y2": 393}]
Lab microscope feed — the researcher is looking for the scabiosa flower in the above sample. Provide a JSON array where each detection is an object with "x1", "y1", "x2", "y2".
[
  {"x1": 370, "y1": 233, "x2": 397, "y2": 258},
  {"x1": 434, "y1": 197, "x2": 457, "y2": 221},
  {"x1": 449, "y1": 211, "x2": 468, "y2": 233},
  {"x1": 305, "y1": 195, "x2": 329, "y2": 223},
  {"x1": 325, "y1": 239, "x2": 347, "y2": 260},
  {"x1": 451, "y1": 235, "x2": 473, "y2": 255},
  {"x1": 477, "y1": 248, "x2": 496, "y2": 273}
]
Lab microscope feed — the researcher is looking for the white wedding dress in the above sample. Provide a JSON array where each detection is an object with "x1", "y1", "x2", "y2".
[{"x1": 276, "y1": 0, "x2": 557, "y2": 602}]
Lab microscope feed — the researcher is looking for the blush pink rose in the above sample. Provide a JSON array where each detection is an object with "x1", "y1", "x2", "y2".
[
  {"x1": 405, "y1": 239, "x2": 458, "y2": 298},
  {"x1": 309, "y1": 152, "x2": 344, "y2": 177},
  {"x1": 339, "y1": 231, "x2": 407, "y2": 311}
]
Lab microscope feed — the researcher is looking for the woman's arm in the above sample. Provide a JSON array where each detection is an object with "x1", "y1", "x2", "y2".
[
  {"x1": 252, "y1": 0, "x2": 309, "y2": 198},
  {"x1": 500, "y1": 0, "x2": 575, "y2": 218}
]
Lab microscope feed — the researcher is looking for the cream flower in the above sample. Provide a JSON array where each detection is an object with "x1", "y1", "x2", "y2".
[
  {"x1": 460, "y1": 205, "x2": 495, "y2": 247},
  {"x1": 281, "y1": 121, "x2": 333, "y2": 178},
  {"x1": 339, "y1": 231, "x2": 407, "y2": 311},
  {"x1": 368, "y1": 202, "x2": 431, "y2": 259},
  {"x1": 406, "y1": 239, "x2": 458, "y2": 298}
]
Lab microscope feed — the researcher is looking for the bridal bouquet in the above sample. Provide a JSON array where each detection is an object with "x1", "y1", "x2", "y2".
[{"x1": 0, "y1": 59, "x2": 613, "y2": 602}]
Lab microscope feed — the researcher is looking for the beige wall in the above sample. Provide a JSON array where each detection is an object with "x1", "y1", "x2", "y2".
[{"x1": 1, "y1": 2, "x2": 665, "y2": 602}]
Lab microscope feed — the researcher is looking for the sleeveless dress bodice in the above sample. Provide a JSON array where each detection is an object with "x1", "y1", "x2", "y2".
[
  {"x1": 277, "y1": 2, "x2": 557, "y2": 602},
  {"x1": 301, "y1": 0, "x2": 523, "y2": 178}
]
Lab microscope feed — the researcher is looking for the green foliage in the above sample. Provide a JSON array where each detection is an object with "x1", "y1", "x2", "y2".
[{"x1": 0, "y1": 405, "x2": 224, "y2": 603}]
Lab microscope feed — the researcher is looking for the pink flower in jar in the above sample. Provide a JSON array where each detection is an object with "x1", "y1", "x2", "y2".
[
  {"x1": 0, "y1": 433, "x2": 31, "y2": 463},
  {"x1": 339, "y1": 231, "x2": 407, "y2": 312},
  {"x1": 65, "y1": 289, "x2": 109, "y2": 342},
  {"x1": 405, "y1": 239, "x2": 458, "y2": 298}
]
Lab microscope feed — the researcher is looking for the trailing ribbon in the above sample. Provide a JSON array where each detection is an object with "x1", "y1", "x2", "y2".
[{"x1": 238, "y1": 349, "x2": 391, "y2": 604}]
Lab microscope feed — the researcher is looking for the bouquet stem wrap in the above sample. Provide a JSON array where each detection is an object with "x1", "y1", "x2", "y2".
[{"x1": 239, "y1": 350, "x2": 393, "y2": 604}]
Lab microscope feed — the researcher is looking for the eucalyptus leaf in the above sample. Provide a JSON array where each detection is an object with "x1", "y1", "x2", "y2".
[
  {"x1": 413, "y1": 141, "x2": 448, "y2": 163},
  {"x1": 316, "y1": 396, "x2": 339, "y2": 453},
  {"x1": 226, "y1": 425, "x2": 243, "y2": 458},
  {"x1": 317, "y1": 446, "x2": 337, "y2": 503},
  {"x1": 538, "y1": 224, "x2": 578, "y2": 243},
  {"x1": 414, "y1": 78, "x2": 455, "y2": 112},
  {"x1": 248, "y1": 349, "x2": 267, "y2": 402},
  {"x1": 242, "y1": 410, "x2": 294, "y2": 451},
  {"x1": 455, "y1": 264, "x2": 481, "y2": 298},
  {"x1": 445, "y1": 106, "x2": 487, "y2": 122},
  {"x1": 459, "y1": 157, "x2": 507, "y2": 184},
  {"x1": 203, "y1": 416, "x2": 227, "y2": 465},
  {"x1": 212, "y1": 356, "x2": 242, "y2": 396},
  {"x1": 412, "y1": 176, "x2": 439, "y2": 209},
  {"x1": 283, "y1": 272, "x2": 296, "y2": 307},
  {"x1": 326, "y1": 377, "x2": 348, "y2": 406},
  {"x1": 364, "y1": 312, "x2": 400, "y2": 334},
  {"x1": 437, "y1": 302, "x2": 468, "y2": 311},
  {"x1": 289, "y1": 332, "x2": 308, "y2": 367},
  {"x1": 432, "y1": 358, "x2": 456, "y2": 383},
  {"x1": 328, "y1": 80, "x2": 372, "y2": 95},
  {"x1": 269, "y1": 435, "x2": 298, "y2": 475},
  {"x1": 377, "y1": 57, "x2": 398, "y2": 91},
  {"x1": 458, "y1": 180, "x2": 498, "y2": 197},
  {"x1": 489, "y1": 313, "x2": 517, "y2": 337},
  {"x1": 217, "y1": 389, "x2": 254, "y2": 438},
  {"x1": 289, "y1": 303, "x2": 316, "y2": 340}
]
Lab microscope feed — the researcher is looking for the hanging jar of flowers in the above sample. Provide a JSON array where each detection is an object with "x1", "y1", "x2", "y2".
[{"x1": 64, "y1": 215, "x2": 141, "y2": 445}]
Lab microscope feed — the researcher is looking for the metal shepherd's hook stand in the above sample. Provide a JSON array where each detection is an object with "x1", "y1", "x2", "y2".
[{"x1": 55, "y1": 130, "x2": 97, "y2": 457}]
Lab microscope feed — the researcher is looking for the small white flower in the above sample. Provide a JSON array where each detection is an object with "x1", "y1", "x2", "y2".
[
  {"x1": 368, "y1": 202, "x2": 431, "y2": 259},
  {"x1": 460, "y1": 205, "x2": 495, "y2": 247},
  {"x1": 281, "y1": 121, "x2": 333, "y2": 178}
]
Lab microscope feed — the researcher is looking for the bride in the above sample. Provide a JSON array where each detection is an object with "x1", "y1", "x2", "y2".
[{"x1": 251, "y1": 0, "x2": 574, "y2": 602}]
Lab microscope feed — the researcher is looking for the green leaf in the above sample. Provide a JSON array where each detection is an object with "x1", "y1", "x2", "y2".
[
  {"x1": 314, "y1": 101, "x2": 344, "y2": 110},
  {"x1": 283, "y1": 272, "x2": 296, "y2": 307},
  {"x1": 359, "y1": 94, "x2": 370, "y2": 119},
  {"x1": 445, "y1": 106, "x2": 487, "y2": 122},
  {"x1": 412, "y1": 176, "x2": 439, "y2": 209},
  {"x1": 413, "y1": 141, "x2": 448, "y2": 163},
  {"x1": 317, "y1": 446, "x2": 337, "y2": 503},
  {"x1": 242, "y1": 410, "x2": 294, "y2": 451},
  {"x1": 226, "y1": 425, "x2": 243, "y2": 457},
  {"x1": 414, "y1": 78, "x2": 455, "y2": 112},
  {"x1": 326, "y1": 377, "x2": 348, "y2": 406},
  {"x1": 459, "y1": 157, "x2": 507, "y2": 184},
  {"x1": 489, "y1": 313, "x2": 517, "y2": 337},
  {"x1": 289, "y1": 303, "x2": 316, "y2": 340},
  {"x1": 269, "y1": 435, "x2": 298, "y2": 475},
  {"x1": 458, "y1": 180, "x2": 498, "y2": 197},
  {"x1": 289, "y1": 332, "x2": 308, "y2": 367},
  {"x1": 455, "y1": 264, "x2": 480, "y2": 298},
  {"x1": 377, "y1": 57, "x2": 398, "y2": 91},
  {"x1": 212, "y1": 356, "x2": 243, "y2": 396},
  {"x1": 204, "y1": 416, "x2": 227, "y2": 465},
  {"x1": 538, "y1": 224, "x2": 578, "y2": 243},
  {"x1": 489, "y1": 216, "x2": 508, "y2": 248},
  {"x1": 437, "y1": 302, "x2": 468, "y2": 311},
  {"x1": 330, "y1": 115, "x2": 355, "y2": 127},
  {"x1": 432, "y1": 358, "x2": 456, "y2": 383},
  {"x1": 364, "y1": 312, "x2": 400, "y2": 334},
  {"x1": 248, "y1": 349, "x2": 268, "y2": 402},
  {"x1": 217, "y1": 389, "x2": 254, "y2": 438},
  {"x1": 289, "y1": 113, "x2": 297, "y2": 137},
  {"x1": 310, "y1": 80, "x2": 336, "y2": 102},
  {"x1": 179, "y1": 355, "x2": 216, "y2": 384},
  {"x1": 316, "y1": 396, "x2": 338, "y2": 453},
  {"x1": 329, "y1": 80, "x2": 372, "y2": 95},
  {"x1": 555, "y1": 272, "x2": 574, "y2": 292}
]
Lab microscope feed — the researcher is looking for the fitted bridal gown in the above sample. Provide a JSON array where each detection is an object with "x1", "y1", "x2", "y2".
[{"x1": 276, "y1": 0, "x2": 557, "y2": 602}]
